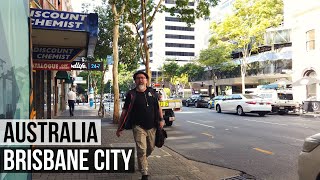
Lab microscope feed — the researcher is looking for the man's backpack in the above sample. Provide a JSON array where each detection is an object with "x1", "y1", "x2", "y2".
[{"x1": 155, "y1": 127, "x2": 167, "y2": 148}]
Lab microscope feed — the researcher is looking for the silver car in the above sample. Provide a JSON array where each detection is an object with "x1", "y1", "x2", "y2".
[{"x1": 298, "y1": 133, "x2": 320, "y2": 180}]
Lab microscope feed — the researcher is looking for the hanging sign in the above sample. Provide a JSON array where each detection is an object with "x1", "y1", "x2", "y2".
[
  {"x1": 33, "y1": 46, "x2": 83, "y2": 62},
  {"x1": 30, "y1": 9, "x2": 88, "y2": 31},
  {"x1": 32, "y1": 62, "x2": 71, "y2": 71},
  {"x1": 71, "y1": 61, "x2": 103, "y2": 71}
]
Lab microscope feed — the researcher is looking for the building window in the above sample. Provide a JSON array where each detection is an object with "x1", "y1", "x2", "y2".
[
  {"x1": 165, "y1": 34, "x2": 195, "y2": 40},
  {"x1": 165, "y1": 43, "x2": 195, "y2": 48},
  {"x1": 165, "y1": 17, "x2": 181, "y2": 22},
  {"x1": 165, "y1": 51, "x2": 195, "y2": 56},
  {"x1": 306, "y1": 29, "x2": 315, "y2": 51},
  {"x1": 165, "y1": 25, "x2": 194, "y2": 31},
  {"x1": 150, "y1": 52, "x2": 153, "y2": 57},
  {"x1": 148, "y1": 43, "x2": 153, "y2": 48},
  {"x1": 165, "y1": 0, "x2": 175, "y2": 4}
]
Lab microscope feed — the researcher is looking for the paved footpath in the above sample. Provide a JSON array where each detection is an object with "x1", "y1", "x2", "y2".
[{"x1": 33, "y1": 104, "x2": 241, "y2": 180}]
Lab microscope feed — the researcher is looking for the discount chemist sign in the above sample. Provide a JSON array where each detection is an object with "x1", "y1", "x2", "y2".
[
  {"x1": 30, "y1": 8, "x2": 88, "y2": 31},
  {"x1": 33, "y1": 46, "x2": 83, "y2": 61}
]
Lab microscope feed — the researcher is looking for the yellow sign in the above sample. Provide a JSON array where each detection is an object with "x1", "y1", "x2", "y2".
[{"x1": 159, "y1": 101, "x2": 169, "y2": 107}]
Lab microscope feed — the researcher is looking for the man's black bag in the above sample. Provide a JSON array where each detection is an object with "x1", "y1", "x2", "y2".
[{"x1": 155, "y1": 127, "x2": 167, "y2": 148}]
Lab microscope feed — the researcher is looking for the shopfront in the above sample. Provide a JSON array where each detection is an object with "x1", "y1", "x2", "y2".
[{"x1": 30, "y1": 8, "x2": 98, "y2": 118}]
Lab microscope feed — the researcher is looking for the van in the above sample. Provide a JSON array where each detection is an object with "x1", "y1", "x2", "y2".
[{"x1": 257, "y1": 89, "x2": 298, "y2": 115}]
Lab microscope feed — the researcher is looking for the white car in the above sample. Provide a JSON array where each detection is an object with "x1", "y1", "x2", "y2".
[
  {"x1": 215, "y1": 94, "x2": 272, "y2": 116},
  {"x1": 298, "y1": 133, "x2": 320, "y2": 180}
]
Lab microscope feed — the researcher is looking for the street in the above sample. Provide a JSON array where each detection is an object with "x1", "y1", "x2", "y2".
[{"x1": 164, "y1": 107, "x2": 320, "y2": 180}]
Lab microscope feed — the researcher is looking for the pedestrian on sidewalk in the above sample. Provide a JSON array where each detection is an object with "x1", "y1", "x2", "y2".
[
  {"x1": 67, "y1": 87, "x2": 76, "y2": 116},
  {"x1": 116, "y1": 71, "x2": 165, "y2": 180}
]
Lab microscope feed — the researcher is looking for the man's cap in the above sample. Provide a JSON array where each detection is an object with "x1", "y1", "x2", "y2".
[{"x1": 133, "y1": 71, "x2": 149, "y2": 80}]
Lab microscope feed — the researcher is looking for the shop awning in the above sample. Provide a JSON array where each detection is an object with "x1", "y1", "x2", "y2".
[
  {"x1": 292, "y1": 77, "x2": 320, "y2": 86},
  {"x1": 30, "y1": 8, "x2": 98, "y2": 61},
  {"x1": 56, "y1": 71, "x2": 70, "y2": 80}
]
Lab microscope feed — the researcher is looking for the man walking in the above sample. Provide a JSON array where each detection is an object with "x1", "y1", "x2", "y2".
[
  {"x1": 67, "y1": 87, "x2": 76, "y2": 116},
  {"x1": 116, "y1": 71, "x2": 165, "y2": 180}
]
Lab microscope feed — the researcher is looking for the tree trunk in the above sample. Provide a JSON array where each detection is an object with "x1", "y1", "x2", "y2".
[
  {"x1": 99, "y1": 67, "x2": 107, "y2": 115},
  {"x1": 241, "y1": 59, "x2": 246, "y2": 94},
  {"x1": 141, "y1": 0, "x2": 151, "y2": 85},
  {"x1": 112, "y1": 10, "x2": 120, "y2": 124}
]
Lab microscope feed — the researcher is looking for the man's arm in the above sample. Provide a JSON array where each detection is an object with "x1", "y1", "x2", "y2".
[
  {"x1": 116, "y1": 109, "x2": 127, "y2": 137},
  {"x1": 158, "y1": 103, "x2": 165, "y2": 128}
]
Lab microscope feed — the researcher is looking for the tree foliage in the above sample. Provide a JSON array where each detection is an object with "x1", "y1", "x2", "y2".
[
  {"x1": 126, "y1": 0, "x2": 219, "y2": 84},
  {"x1": 210, "y1": 0, "x2": 283, "y2": 93}
]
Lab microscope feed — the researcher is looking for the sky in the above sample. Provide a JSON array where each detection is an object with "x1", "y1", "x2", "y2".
[{"x1": 71, "y1": 0, "x2": 102, "y2": 13}]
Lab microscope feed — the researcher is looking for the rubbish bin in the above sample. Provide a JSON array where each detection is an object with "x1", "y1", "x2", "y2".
[{"x1": 303, "y1": 101, "x2": 320, "y2": 112}]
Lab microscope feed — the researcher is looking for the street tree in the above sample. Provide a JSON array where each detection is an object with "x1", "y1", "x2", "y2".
[
  {"x1": 211, "y1": 0, "x2": 283, "y2": 93},
  {"x1": 127, "y1": 0, "x2": 219, "y2": 85},
  {"x1": 198, "y1": 43, "x2": 234, "y2": 95},
  {"x1": 170, "y1": 73, "x2": 188, "y2": 98},
  {"x1": 162, "y1": 61, "x2": 180, "y2": 81},
  {"x1": 178, "y1": 63, "x2": 205, "y2": 82},
  {"x1": 82, "y1": 1, "x2": 139, "y2": 122}
]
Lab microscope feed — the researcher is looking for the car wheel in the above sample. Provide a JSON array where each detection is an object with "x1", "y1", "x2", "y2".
[
  {"x1": 278, "y1": 110, "x2": 287, "y2": 115},
  {"x1": 216, "y1": 105, "x2": 221, "y2": 113},
  {"x1": 258, "y1": 112, "x2": 266, "y2": 117},
  {"x1": 186, "y1": 102, "x2": 189, "y2": 107},
  {"x1": 208, "y1": 104, "x2": 212, "y2": 109},
  {"x1": 165, "y1": 110, "x2": 174, "y2": 126},
  {"x1": 237, "y1": 106, "x2": 245, "y2": 116}
]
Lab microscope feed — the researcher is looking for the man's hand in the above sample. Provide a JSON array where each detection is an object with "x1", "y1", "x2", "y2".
[
  {"x1": 159, "y1": 120, "x2": 165, "y2": 129},
  {"x1": 116, "y1": 129, "x2": 122, "y2": 137}
]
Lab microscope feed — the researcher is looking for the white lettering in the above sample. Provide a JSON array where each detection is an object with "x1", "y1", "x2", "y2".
[
  {"x1": 94, "y1": 149, "x2": 104, "y2": 170},
  {"x1": 67, "y1": 149, "x2": 78, "y2": 170},
  {"x1": 55, "y1": 150, "x2": 66, "y2": 170},
  {"x1": 122, "y1": 149, "x2": 132, "y2": 170},
  {"x1": 42, "y1": 11, "x2": 50, "y2": 18},
  {"x1": 16, "y1": 150, "x2": 26, "y2": 170},
  {"x1": 43, "y1": 150, "x2": 54, "y2": 170},
  {"x1": 111, "y1": 149, "x2": 120, "y2": 170},
  {"x1": 4, "y1": 150, "x2": 14, "y2": 170},
  {"x1": 33, "y1": 150, "x2": 42, "y2": 170},
  {"x1": 79, "y1": 149, "x2": 89, "y2": 170}
]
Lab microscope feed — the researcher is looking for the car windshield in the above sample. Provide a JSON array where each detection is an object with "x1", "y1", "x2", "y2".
[
  {"x1": 277, "y1": 93, "x2": 293, "y2": 100},
  {"x1": 243, "y1": 94, "x2": 260, "y2": 99}
]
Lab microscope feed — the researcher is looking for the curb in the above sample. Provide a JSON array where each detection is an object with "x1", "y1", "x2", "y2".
[{"x1": 162, "y1": 145, "x2": 254, "y2": 179}]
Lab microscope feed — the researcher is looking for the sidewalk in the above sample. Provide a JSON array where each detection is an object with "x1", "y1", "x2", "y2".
[{"x1": 33, "y1": 104, "x2": 242, "y2": 180}]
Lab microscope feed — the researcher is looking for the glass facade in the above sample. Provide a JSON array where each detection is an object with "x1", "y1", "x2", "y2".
[{"x1": 0, "y1": 0, "x2": 30, "y2": 178}]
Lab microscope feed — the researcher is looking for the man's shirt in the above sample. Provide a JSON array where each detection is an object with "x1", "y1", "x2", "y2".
[{"x1": 67, "y1": 91, "x2": 76, "y2": 101}]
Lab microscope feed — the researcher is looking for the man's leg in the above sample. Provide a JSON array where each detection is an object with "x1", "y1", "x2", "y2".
[
  {"x1": 68, "y1": 101, "x2": 72, "y2": 116},
  {"x1": 146, "y1": 128, "x2": 156, "y2": 157},
  {"x1": 71, "y1": 101, "x2": 75, "y2": 116},
  {"x1": 133, "y1": 126, "x2": 148, "y2": 176}
]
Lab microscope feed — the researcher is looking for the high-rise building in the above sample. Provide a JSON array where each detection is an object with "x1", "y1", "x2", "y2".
[{"x1": 139, "y1": 0, "x2": 210, "y2": 79}]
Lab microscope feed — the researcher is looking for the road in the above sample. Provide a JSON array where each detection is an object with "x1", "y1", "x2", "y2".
[{"x1": 164, "y1": 107, "x2": 320, "y2": 180}]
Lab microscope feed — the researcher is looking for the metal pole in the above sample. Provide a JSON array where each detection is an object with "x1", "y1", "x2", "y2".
[{"x1": 109, "y1": 80, "x2": 111, "y2": 112}]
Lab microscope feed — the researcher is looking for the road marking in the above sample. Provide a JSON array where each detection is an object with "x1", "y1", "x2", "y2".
[
  {"x1": 243, "y1": 119, "x2": 288, "y2": 126},
  {"x1": 253, "y1": 148, "x2": 274, "y2": 155},
  {"x1": 201, "y1": 133, "x2": 214, "y2": 138},
  {"x1": 159, "y1": 148, "x2": 172, "y2": 156},
  {"x1": 281, "y1": 136, "x2": 304, "y2": 142},
  {"x1": 187, "y1": 121, "x2": 215, "y2": 129}
]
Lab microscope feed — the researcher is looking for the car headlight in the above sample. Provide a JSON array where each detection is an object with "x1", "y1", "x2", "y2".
[{"x1": 302, "y1": 137, "x2": 320, "y2": 152}]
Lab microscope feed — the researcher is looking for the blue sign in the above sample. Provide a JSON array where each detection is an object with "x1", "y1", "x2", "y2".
[
  {"x1": 30, "y1": 8, "x2": 93, "y2": 31},
  {"x1": 33, "y1": 46, "x2": 83, "y2": 61},
  {"x1": 71, "y1": 61, "x2": 103, "y2": 71},
  {"x1": 107, "y1": 55, "x2": 113, "y2": 65}
]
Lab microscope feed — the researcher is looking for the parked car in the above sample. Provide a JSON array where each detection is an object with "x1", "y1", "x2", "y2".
[
  {"x1": 208, "y1": 95, "x2": 224, "y2": 109},
  {"x1": 185, "y1": 95, "x2": 210, "y2": 108},
  {"x1": 298, "y1": 133, "x2": 320, "y2": 180},
  {"x1": 256, "y1": 89, "x2": 299, "y2": 115},
  {"x1": 215, "y1": 94, "x2": 272, "y2": 116}
]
